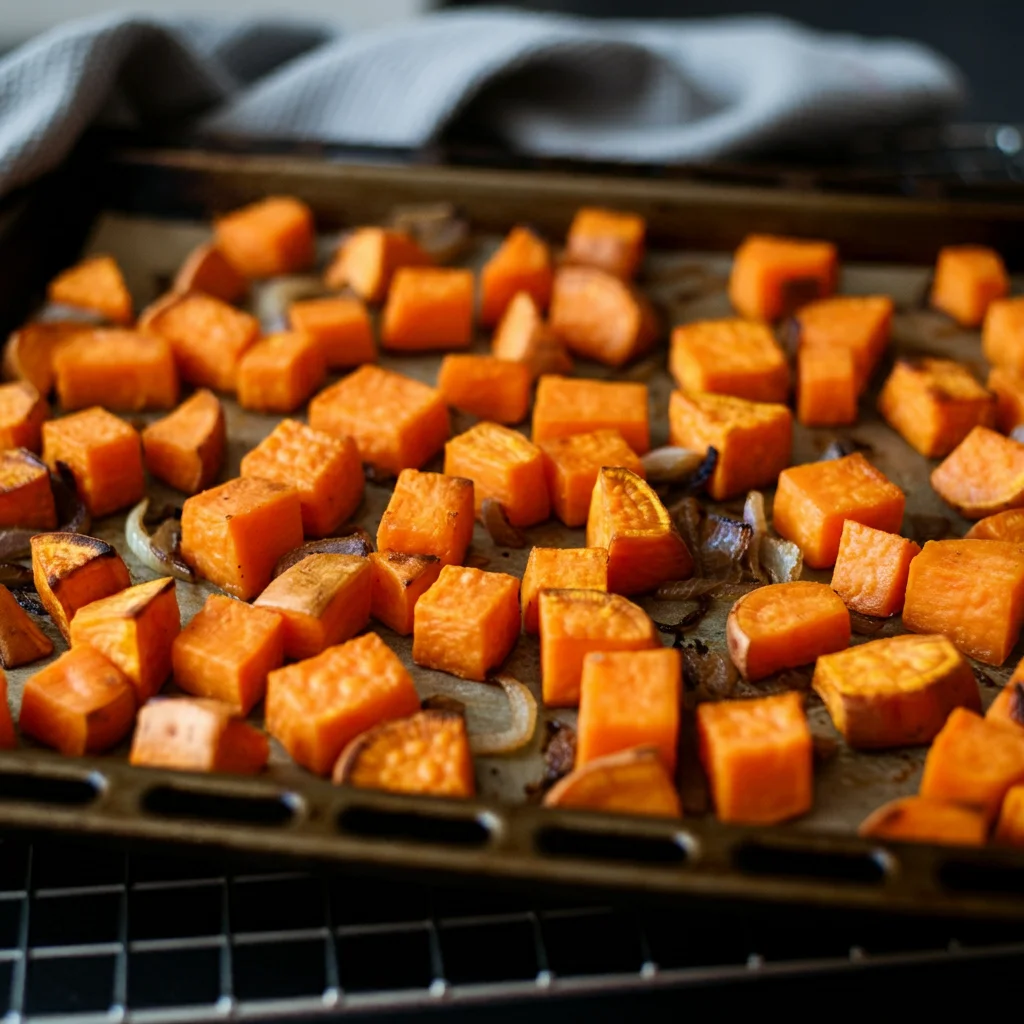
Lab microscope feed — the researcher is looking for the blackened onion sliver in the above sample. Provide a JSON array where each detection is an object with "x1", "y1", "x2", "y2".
[
  {"x1": 13, "y1": 590, "x2": 45, "y2": 616},
  {"x1": 680, "y1": 446, "x2": 718, "y2": 495},
  {"x1": 481, "y1": 498, "x2": 527, "y2": 549},
  {"x1": 0, "y1": 563, "x2": 35, "y2": 590},
  {"x1": 653, "y1": 594, "x2": 711, "y2": 634},
  {"x1": 51, "y1": 460, "x2": 90, "y2": 535},
  {"x1": 273, "y1": 531, "x2": 375, "y2": 577}
]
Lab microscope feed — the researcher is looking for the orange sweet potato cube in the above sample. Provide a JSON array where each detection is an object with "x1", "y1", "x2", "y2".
[
  {"x1": 797, "y1": 346, "x2": 858, "y2": 427},
  {"x1": 444, "y1": 422, "x2": 550, "y2": 528},
  {"x1": 878, "y1": 358, "x2": 995, "y2": 458},
  {"x1": 668, "y1": 390, "x2": 792, "y2": 502},
  {"x1": 728, "y1": 234, "x2": 838, "y2": 322},
  {"x1": 773, "y1": 453, "x2": 905, "y2": 570},
  {"x1": 697, "y1": 691, "x2": 813, "y2": 824},
  {"x1": 564, "y1": 207, "x2": 646, "y2": 280},
  {"x1": 795, "y1": 295, "x2": 893, "y2": 392},
  {"x1": 480, "y1": 226, "x2": 553, "y2": 326},
  {"x1": 3, "y1": 321, "x2": 90, "y2": 397},
  {"x1": 532, "y1": 375, "x2": 649, "y2": 454},
  {"x1": 988, "y1": 366, "x2": 1024, "y2": 434},
  {"x1": 830, "y1": 521, "x2": 921, "y2": 618},
  {"x1": 578, "y1": 648, "x2": 681, "y2": 772},
  {"x1": 491, "y1": 292, "x2": 573, "y2": 380},
  {"x1": 437, "y1": 355, "x2": 532, "y2": 425},
  {"x1": 930, "y1": 426, "x2": 1024, "y2": 520},
  {"x1": 381, "y1": 268, "x2": 474, "y2": 351},
  {"x1": 266, "y1": 632, "x2": 420, "y2": 775},
  {"x1": 521, "y1": 546, "x2": 608, "y2": 634},
  {"x1": 288, "y1": 297, "x2": 376, "y2": 369},
  {"x1": 930, "y1": 245, "x2": 1008, "y2": 327},
  {"x1": 173, "y1": 242, "x2": 248, "y2": 303},
  {"x1": 42, "y1": 407, "x2": 144, "y2": 517},
  {"x1": 324, "y1": 227, "x2": 431, "y2": 304},
  {"x1": 172, "y1": 594, "x2": 284, "y2": 714},
  {"x1": 180, "y1": 476, "x2": 304, "y2": 600},
  {"x1": 0, "y1": 381, "x2": 47, "y2": 452},
  {"x1": 47, "y1": 255, "x2": 133, "y2": 325},
  {"x1": 670, "y1": 319, "x2": 789, "y2": 403},
  {"x1": 237, "y1": 332, "x2": 326, "y2": 414},
  {"x1": 996, "y1": 784, "x2": 1024, "y2": 846},
  {"x1": 377, "y1": 469, "x2": 474, "y2": 566},
  {"x1": 0, "y1": 449, "x2": 56, "y2": 529},
  {"x1": 309, "y1": 365, "x2": 450, "y2": 475},
  {"x1": 412, "y1": 565, "x2": 521, "y2": 681},
  {"x1": 142, "y1": 389, "x2": 226, "y2": 496},
  {"x1": 241, "y1": 418, "x2": 363, "y2": 537},
  {"x1": 215, "y1": 196, "x2": 315, "y2": 278},
  {"x1": 369, "y1": 551, "x2": 443, "y2": 636},
  {"x1": 983, "y1": 297, "x2": 1024, "y2": 376}
]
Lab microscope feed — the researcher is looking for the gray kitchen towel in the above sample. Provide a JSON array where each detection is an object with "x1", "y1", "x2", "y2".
[{"x1": 0, "y1": 8, "x2": 964, "y2": 199}]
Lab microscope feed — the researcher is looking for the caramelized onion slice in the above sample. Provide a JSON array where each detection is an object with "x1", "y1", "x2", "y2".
[
  {"x1": 641, "y1": 446, "x2": 705, "y2": 483},
  {"x1": 761, "y1": 536, "x2": 803, "y2": 584},
  {"x1": 481, "y1": 498, "x2": 526, "y2": 549},
  {"x1": 742, "y1": 490, "x2": 770, "y2": 584},
  {"x1": 469, "y1": 675, "x2": 538, "y2": 756},
  {"x1": 272, "y1": 531, "x2": 375, "y2": 577},
  {"x1": 125, "y1": 499, "x2": 196, "y2": 583}
]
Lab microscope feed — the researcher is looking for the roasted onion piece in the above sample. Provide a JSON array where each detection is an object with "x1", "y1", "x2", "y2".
[
  {"x1": 125, "y1": 499, "x2": 196, "y2": 583},
  {"x1": 481, "y1": 498, "x2": 527, "y2": 549},
  {"x1": 468, "y1": 675, "x2": 538, "y2": 756},
  {"x1": 273, "y1": 530, "x2": 375, "y2": 577},
  {"x1": 641, "y1": 446, "x2": 705, "y2": 483},
  {"x1": 388, "y1": 202, "x2": 470, "y2": 263}
]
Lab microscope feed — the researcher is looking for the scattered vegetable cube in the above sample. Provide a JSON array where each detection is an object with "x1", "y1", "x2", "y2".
[
  {"x1": 729, "y1": 234, "x2": 837, "y2": 322},
  {"x1": 47, "y1": 254, "x2": 133, "y2": 325},
  {"x1": 377, "y1": 469, "x2": 474, "y2": 567},
  {"x1": 0, "y1": 449, "x2": 56, "y2": 529},
  {"x1": 859, "y1": 796, "x2": 987, "y2": 847},
  {"x1": 368, "y1": 551, "x2": 443, "y2": 636},
  {"x1": 532, "y1": 375, "x2": 649, "y2": 454},
  {"x1": 521, "y1": 546, "x2": 608, "y2": 634},
  {"x1": 0, "y1": 584, "x2": 52, "y2": 669},
  {"x1": 480, "y1": 226, "x2": 553, "y2": 326},
  {"x1": 237, "y1": 331, "x2": 326, "y2": 414},
  {"x1": 564, "y1": 207, "x2": 646, "y2": 281},
  {"x1": 437, "y1": 354, "x2": 532, "y2": 425},
  {"x1": 142, "y1": 389, "x2": 226, "y2": 496},
  {"x1": 830, "y1": 521, "x2": 920, "y2": 618},
  {"x1": 983, "y1": 296, "x2": 1024, "y2": 375},
  {"x1": 491, "y1": 292, "x2": 572, "y2": 379},
  {"x1": 173, "y1": 242, "x2": 248, "y2": 303},
  {"x1": 797, "y1": 346, "x2": 858, "y2": 427},
  {"x1": 382, "y1": 267, "x2": 474, "y2": 351},
  {"x1": 930, "y1": 425, "x2": 1024, "y2": 519},
  {"x1": 324, "y1": 227, "x2": 430, "y2": 303},
  {"x1": 987, "y1": 365, "x2": 1024, "y2": 434},
  {"x1": 215, "y1": 196, "x2": 315, "y2": 278},
  {"x1": 288, "y1": 296, "x2": 376, "y2": 369},
  {"x1": 0, "y1": 381, "x2": 47, "y2": 452},
  {"x1": 930, "y1": 244, "x2": 1008, "y2": 327}
]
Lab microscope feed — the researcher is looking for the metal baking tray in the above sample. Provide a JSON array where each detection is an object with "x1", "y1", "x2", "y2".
[{"x1": 1, "y1": 139, "x2": 1024, "y2": 921}]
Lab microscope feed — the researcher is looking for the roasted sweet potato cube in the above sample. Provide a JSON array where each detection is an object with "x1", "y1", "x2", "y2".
[
  {"x1": 532, "y1": 375, "x2": 649, "y2": 454},
  {"x1": 241, "y1": 419, "x2": 363, "y2": 538},
  {"x1": 995, "y1": 784, "x2": 1024, "y2": 846},
  {"x1": 796, "y1": 346, "x2": 858, "y2": 427},
  {"x1": 860, "y1": 797, "x2": 988, "y2": 848},
  {"x1": 930, "y1": 245, "x2": 1008, "y2": 327},
  {"x1": 0, "y1": 584, "x2": 53, "y2": 669},
  {"x1": 382, "y1": 268, "x2": 474, "y2": 351},
  {"x1": 173, "y1": 242, "x2": 248, "y2": 303},
  {"x1": 172, "y1": 594, "x2": 284, "y2": 714},
  {"x1": 813, "y1": 634, "x2": 979, "y2": 749},
  {"x1": 986, "y1": 676, "x2": 1024, "y2": 730},
  {"x1": 266, "y1": 631, "x2": 421, "y2": 775},
  {"x1": 142, "y1": 389, "x2": 226, "y2": 496},
  {"x1": 903, "y1": 539, "x2": 1024, "y2": 666},
  {"x1": 31, "y1": 532, "x2": 130, "y2": 641},
  {"x1": 180, "y1": 476, "x2": 304, "y2": 600},
  {"x1": 794, "y1": 295, "x2": 893, "y2": 392},
  {"x1": 668, "y1": 391, "x2": 792, "y2": 502},
  {"x1": 480, "y1": 226, "x2": 553, "y2": 326},
  {"x1": 930, "y1": 426, "x2": 1024, "y2": 519},
  {"x1": 728, "y1": 234, "x2": 837, "y2": 322},
  {"x1": 586, "y1": 467, "x2": 693, "y2": 595},
  {"x1": 333, "y1": 710, "x2": 475, "y2": 798},
  {"x1": 215, "y1": 196, "x2": 315, "y2": 278},
  {"x1": 670, "y1": 319, "x2": 789, "y2": 403},
  {"x1": 967, "y1": 509, "x2": 1024, "y2": 542},
  {"x1": 437, "y1": 355, "x2": 532, "y2": 425},
  {"x1": 412, "y1": 565, "x2": 521, "y2": 681},
  {"x1": 47, "y1": 255, "x2": 132, "y2": 325},
  {"x1": 538, "y1": 589, "x2": 659, "y2": 707},
  {"x1": 444, "y1": 422, "x2": 549, "y2": 528},
  {"x1": 309, "y1": 365, "x2": 450, "y2": 475},
  {"x1": 697, "y1": 691, "x2": 812, "y2": 825},
  {"x1": 42, "y1": 407, "x2": 144, "y2": 518},
  {"x1": 988, "y1": 366, "x2": 1024, "y2": 434},
  {"x1": 983, "y1": 296, "x2": 1024, "y2": 376},
  {"x1": 564, "y1": 207, "x2": 646, "y2": 281},
  {"x1": 369, "y1": 551, "x2": 443, "y2": 636},
  {"x1": 491, "y1": 292, "x2": 573, "y2": 380},
  {"x1": 376, "y1": 470, "x2": 474, "y2": 567},
  {"x1": 772, "y1": 452, "x2": 905, "y2": 570},
  {"x1": 830, "y1": 521, "x2": 920, "y2": 618},
  {"x1": 0, "y1": 381, "x2": 47, "y2": 452},
  {"x1": 521, "y1": 546, "x2": 608, "y2": 634},
  {"x1": 288, "y1": 297, "x2": 376, "y2": 369},
  {"x1": 324, "y1": 227, "x2": 431, "y2": 303},
  {"x1": 0, "y1": 449, "x2": 56, "y2": 530},
  {"x1": 237, "y1": 332, "x2": 326, "y2": 414},
  {"x1": 20, "y1": 645, "x2": 136, "y2": 756},
  {"x1": 3, "y1": 321, "x2": 89, "y2": 396}
]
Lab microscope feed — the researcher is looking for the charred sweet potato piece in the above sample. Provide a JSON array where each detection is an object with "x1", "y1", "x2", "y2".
[
  {"x1": 521, "y1": 547, "x2": 608, "y2": 634},
  {"x1": 586, "y1": 467, "x2": 693, "y2": 595},
  {"x1": 813, "y1": 634, "x2": 979, "y2": 749},
  {"x1": 670, "y1": 319, "x2": 789, "y2": 403},
  {"x1": 931, "y1": 426, "x2": 1024, "y2": 519},
  {"x1": 412, "y1": 565, "x2": 521, "y2": 681},
  {"x1": 172, "y1": 594, "x2": 284, "y2": 715},
  {"x1": 983, "y1": 296, "x2": 1024, "y2": 376},
  {"x1": 930, "y1": 244, "x2": 1008, "y2": 327},
  {"x1": 988, "y1": 366, "x2": 1024, "y2": 434},
  {"x1": 797, "y1": 346, "x2": 858, "y2": 427},
  {"x1": 480, "y1": 226, "x2": 553, "y2": 326},
  {"x1": 0, "y1": 381, "x2": 47, "y2": 452},
  {"x1": 289, "y1": 297, "x2": 375, "y2": 369},
  {"x1": 20, "y1": 645, "x2": 136, "y2": 755},
  {"x1": 0, "y1": 449, "x2": 57, "y2": 530},
  {"x1": 3, "y1": 321, "x2": 89, "y2": 396},
  {"x1": 309, "y1": 365, "x2": 450, "y2": 475},
  {"x1": 368, "y1": 551, "x2": 443, "y2": 636},
  {"x1": 564, "y1": 207, "x2": 646, "y2": 281},
  {"x1": 31, "y1": 532, "x2": 130, "y2": 641},
  {"x1": 859, "y1": 797, "x2": 988, "y2": 847},
  {"x1": 236, "y1": 332, "x2": 326, "y2": 414},
  {"x1": 966, "y1": 508, "x2": 1024, "y2": 542},
  {"x1": 333, "y1": 709, "x2": 475, "y2": 797},
  {"x1": 69, "y1": 577, "x2": 180, "y2": 703},
  {"x1": 266, "y1": 631, "x2": 421, "y2": 775},
  {"x1": 215, "y1": 196, "x2": 315, "y2": 278},
  {"x1": 903, "y1": 539, "x2": 1024, "y2": 666},
  {"x1": 728, "y1": 234, "x2": 838, "y2": 322},
  {"x1": 444, "y1": 422, "x2": 549, "y2": 528},
  {"x1": 47, "y1": 255, "x2": 133, "y2": 325},
  {"x1": 543, "y1": 746, "x2": 681, "y2": 818},
  {"x1": 697, "y1": 691, "x2": 813, "y2": 825},
  {"x1": 381, "y1": 268, "x2": 474, "y2": 351},
  {"x1": 437, "y1": 355, "x2": 532, "y2": 425},
  {"x1": 324, "y1": 227, "x2": 431, "y2": 303},
  {"x1": 538, "y1": 589, "x2": 658, "y2": 707},
  {"x1": 173, "y1": 242, "x2": 248, "y2": 303},
  {"x1": 533, "y1": 375, "x2": 649, "y2": 454},
  {"x1": 668, "y1": 390, "x2": 792, "y2": 501},
  {"x1": 142, "y1": 389, "x2": 226, "y2": 496},
  {"x1": 491, "y1": 292, "x2": 573, "y2": 380},
  {"x1": 0, "y1": 584, "x2": 53, "y2": 668},
  {"x1": 131, "y1": 697, "x2": 269, "y2": 774},
  {"x1": 794, "y1": 295, "x2": 893, "y2": 392},
  {"x1": 377, "y1": 470, "x2": 474, "y2": 567},
  {"x1": 180, "y1": 476, "x2": 304, "y2": 600},
  {"x1": 830, "y1": 521, "x2": 920, "y2": 618}
]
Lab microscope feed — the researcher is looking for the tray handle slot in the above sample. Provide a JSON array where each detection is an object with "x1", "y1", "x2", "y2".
[
  {"x1": 338, "y1": 805, "x2": 493, "y2": 848},
  {"x1": 535, "y1": 825, "x2": 689, "y2": 865},
  {"x1": 141, "y1": 784, "x2": 298, "y2": 826},
  {"x1": 0, "y1": 770, "x2": 101, "y2": 807},
  {"x1": 733, "y1": 840, "x2": 888, "y2": 886},
  {"x1": 939, "y1": 858, "x2": 1024, "y2": 898}
]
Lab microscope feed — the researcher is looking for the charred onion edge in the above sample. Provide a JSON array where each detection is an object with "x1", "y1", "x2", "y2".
[
  {"x1": 0, "y1": 563, "x2": 34, "y2": 590},
  {"x1": 849, "y1": 610, "x2": 886, "y2": 636},
  {"x1": 1010, "y1": 683, "x2": 1024, "y2": 727},
  {"x1": 761, "y1": 535, "x2": 803, "y2": 584},
  {"x1": 469, "y1": 674, "x2": 538, "y2": 756},
  {"x1": 126, "y1": 499, "x2": 197, "y2": 583},
  {"x1": 742, "y1": 490, "x2": 770, "y2": 584},
  {"x1": 681, "y1": 446, "x2": 718, "y2": 494},
  {"x1": 272, "y1": 531, "x2": 375, "y2": 578},
  {"x1": 652, "y1": 594, "x2": 711, "y2": 634},
  {"x1": 641, "y1": 446, "x2": 704, "y2": 483},
  {"x1": 13, "y1": 590, "x2": 45, "y2": 616},
  {"x1": 481, "y1": 498, "x2": 527, "y2": 549}
]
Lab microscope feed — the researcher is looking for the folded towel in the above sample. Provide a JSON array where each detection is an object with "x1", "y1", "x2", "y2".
[{"x1": 0, "y1": 8, "x2": 964, "y2": 198}]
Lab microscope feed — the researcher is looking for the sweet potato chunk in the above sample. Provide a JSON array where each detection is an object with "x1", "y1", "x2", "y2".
[
  {"x1": 237, "y1": 332, "x2": 326, "y2": 414},
  {"x1": 830, "y1": 521, "x2": 920, "y2": 618},
  {"x1": 215, "y1": 196, "x2": 315, "y2": 278},
  {"x1": 309, "y1": 365, "x2": 450, "y2": 475},
  {"x1": 521, "y1": 546, "x2": 608, "y2": 634},
  {"x1": 369, "y1": 551, "x2": 443, "y2": 636},
  {"x1": 797, "y1": 346, "x2": 858, "y2": 427},
  {"x1": 727, "y1": 581, "x2": 850, "y2": 682},
  {"x1": 564, "y1": 207, "x2": 645, "y2": 281},
  {"x1": 533, "y1": 375, "x2": 649, "y2": 454},
  {"x1": 288, "y1": 297, "x2": 375, "y2": 369},
  {"x1": 0, "y1": 449, "x2": 56, "y2": 530},
  {"x1": 668, "y1": 391, "x2": 792, "y2": 501},
  {"x1": 382, "y1": 268, "x2": 474, "y2": 351},
  {"x1": 324, "y1": 227, "x2": 431, "y2": 303},
  {"x1": 180, "y1": 476, "x2": 304, "y2": 600},
  {"x1": 377, "y1": 470, "x2": 474, "y2": 567},
  {"x1": 773, "y1": 452, "x2": 905, "y2": 569},
  {"x1": 966, "y1": 508, "x2": 1024, "y2": 542},
  {"x1": 930, "y1": 244, "x2": 1008, "y2": 327},
  {"x1": 444, "y1": 422, "x2": 549, "y2": 528},
  {"x1": 931, "y1": 426, "x2": 1024, "y2": 519},
  {"x1": 437, "y1": 355, "x2": 532, "y2": 425},
  {"x1": 480, "y1": 226, "x2": 553, "y2": 326},
  {"x1": 986, "y1": 366, "x2": 1024, "y2": 434},
  {"x1": 412, "y1": 565, "x2": 521, "y2": 681},
  {"x1": 173, "y1": 242, "x2": 248, "y2": 303},
  {"x1": 491, "y1": 292, "x2": 573, "y2": 380},
  {"x1": 729, "y1": 234, "x2": 837, "y2": 322},
  {"x1": 670, "y1": 319, "x2": 789, "y2": 403},
  {"x1": 0, "y1": 584, "x2": 53, "y2": 668},
  {"x1": 903, "y1": 539, "x2": 1024, "y2": 666},
  {"x1": 995, "y1": 784, "x2": 1024, "y2": 846},
  {"x1": 538, "y1": 589, "x2": 658, "y2": 707},
  {"x1": 0, "y1": 381, "x2": 47, "y2": 452},
  {"x1": 48, "y1": 255, "x2": 132, "y2": 325},
  {"x1": 983, "y1": 296, "x2": 1024, "y2": 376},
  {"x1": 986, "y1": 678, "x2": 1024, "y2": 730},
  {"x1": 142, "y1": 389, "x2": 225, "y2": 496},
  {"x1": 813, "y1": 634, "x2": 979, "y2": 749},
  {"x1": 172, "y1": 594, "x2": 284, "y2": 715},
  {"x1": 543, "y1": 746, "x2": 681, "y2": 818},
  {"x1": 20, "y1": 645, "x2": 136, "y2": 755},
  {"x1": 3, "y1": 321, "x2": 89, "y2": 396},
  {"x1": 266, "y1": 631, "x2": 420, "y2": 775},
  {"x1": 333, "y1": 710, "x2": 475, "y2": 798},
  {"x1": 31, "y1": 532, "x2": 130, "y2": 641},
  {"x1": 859, "y1": 797, "x2": 987, "y2": 848}
]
